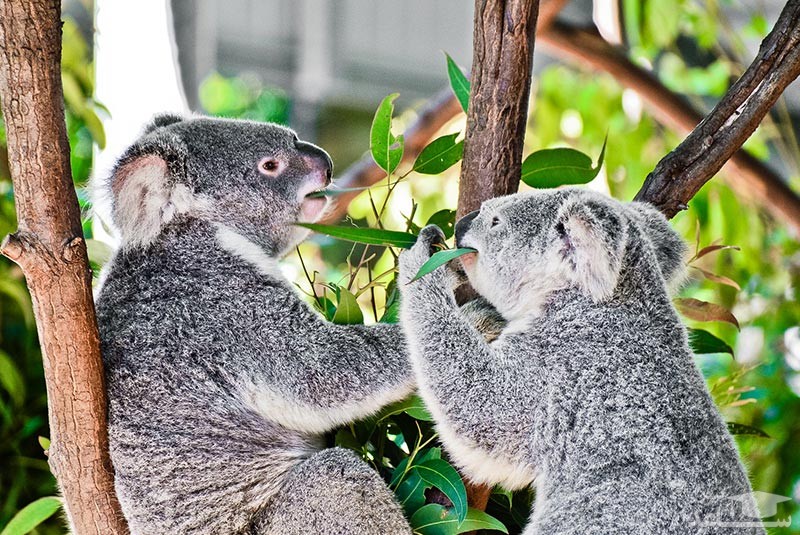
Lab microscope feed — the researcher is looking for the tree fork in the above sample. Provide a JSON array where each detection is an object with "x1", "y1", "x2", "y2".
[
  {"x1": 539, "y1": 20, "x2": 800, "y2": 231},
  {"x1": 635, "y1": 0, "x2": 800, "y2": 218},
  {"x1": 0, "y1": 1, "x2": 128, "y2": 533},
  {"x1": 457, "y1": 0, "x2": 540, "y2": 511}
]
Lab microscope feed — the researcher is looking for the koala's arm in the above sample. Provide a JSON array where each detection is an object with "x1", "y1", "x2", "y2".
[
  {"x1": 243, "y1": 303, "x2": 414, "y2": 434},
  {"x1": 398, "y1": 227, "x2": 529, "y2": 443}
]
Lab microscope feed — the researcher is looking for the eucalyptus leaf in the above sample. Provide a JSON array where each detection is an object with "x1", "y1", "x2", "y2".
[
  {"x1": 395, "y1": 472, "x2": 430, "y2": 514},
  {"x1": 0, "y1": 496, "x2": 62, "y2": 535},
  {"x1": 426, "y1": 210, "x2": 457, "y2": 239},
  {"x1": 412, "y1": 459, "x2": 468, "y2": 524},
  {"x1": 370, "y1": 93, "x2": 404, "y2": 174},
  {"x1": 521, "y1": 137, "x2": 607, "y2": 188},
  {"x1": 296, "y1": 223, "x2": 417, "y2": 249},
  {"x1": 332, "y1": 287, "x2": 363, "y2": 325},
  {"x1": 727, "y1": 422, "x2": 770, "y2": 438},
  {"x1": 413, "y1": 133, "x2": 464, "y2": 175},
  {"x1": 379, "y1": 394, "x2": 434, "y2": 422},
  {"x1": 688, "y1": 329, "x2": 733, "y2": 356},
  {"x1": 409, "y1": 504, "x2": 508, "y2": 534},
  {"x1": 0, "y1": 350, "x2": 25, "y2": 407},
  {"x1": 445, "y1": 53, "x2": 470, "y2": 113},
  {"x1": 410, "y1": 248, "x2": 476, "y2": 283}
]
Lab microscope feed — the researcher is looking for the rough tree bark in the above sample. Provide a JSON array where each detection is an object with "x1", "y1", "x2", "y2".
[
  {"x1": 634, "y1": 0, "x2": 800, "y2": 217},
  {"x1": 457, "y1": 0, "x2": 540, "y2": 511},
  {"x1": 457, "y1": 0, "x2": 540, "y2": 219},
  {"x1": 0, "y1": 1, "x2": 128, "y2": 533}
]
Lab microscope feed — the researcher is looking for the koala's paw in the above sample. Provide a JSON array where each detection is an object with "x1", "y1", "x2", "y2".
[{"x1": 399, "y1": 225, "x2": 446, "y2": 286}]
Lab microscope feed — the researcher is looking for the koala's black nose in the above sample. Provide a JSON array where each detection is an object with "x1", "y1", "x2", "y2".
[
  {"x1": 455, "y1": 210, "x2": 479, "y2": 247},
  {"x1": 295, "y1": 139, "x2": 334, "y2": 182}
]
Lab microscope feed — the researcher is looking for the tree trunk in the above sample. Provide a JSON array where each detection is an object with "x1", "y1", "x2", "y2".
[
  {"x1": 457, "y1": 0, "x2": 540, "y2": 220},
  {"x1": 457, "y1": 0, "x2": 540, "y2": 511},
  {"x1": 0, "y1": 1, "x2": 128, "y2": 533}
]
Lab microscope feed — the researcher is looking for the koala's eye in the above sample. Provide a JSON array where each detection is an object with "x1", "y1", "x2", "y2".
[
  {"x1": 258, "y1": 157, "x2": 283, "y2": 176},
  {"x1": 491, "y1": 216, "x2": 502, "y2": 228}
]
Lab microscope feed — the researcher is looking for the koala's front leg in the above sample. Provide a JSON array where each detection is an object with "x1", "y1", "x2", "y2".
[
  {"x1": 247, "y1": 316, "x2": 414, "y2": 435},
  {"x1": 398, "y1": 227, "x2": 514, "y2": 436}
]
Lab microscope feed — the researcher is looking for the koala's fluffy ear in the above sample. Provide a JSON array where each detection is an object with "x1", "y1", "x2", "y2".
[
  {"x1": 108, "y1": 129, "x2": 190, "y2": 250},
  {"x1": 556, "y1": 198, "x2": 627, "y2": 302},
  {"x1": 143, "y1": 112, "x2": 186, "y2": 135},
  {"x1": 626, "y1": 202, "x2": 689, "y2": 288}
]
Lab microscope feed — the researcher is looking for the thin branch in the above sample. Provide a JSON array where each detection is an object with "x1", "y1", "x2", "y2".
[
  {"x1": 322, "y1": 88, "x2": 463, "y2": 223},
  {"x1": 539, "y1": 20, "x2": 800, "y2": 232},
  {"x1": 635, "y1": 0, "x2": 800, "y2": 218}
]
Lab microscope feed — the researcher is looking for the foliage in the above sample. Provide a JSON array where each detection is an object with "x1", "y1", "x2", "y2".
[
  {"x1": 199, "y1": 72, "x2": 290, "y2": 124},
  {"x1": 3, "y1": 1, "x2": 800, "y2": 534}
]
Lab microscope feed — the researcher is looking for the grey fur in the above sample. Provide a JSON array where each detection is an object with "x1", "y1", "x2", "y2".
[
  {"x1": 399, "y1": 188, "x2": 763, "y2": 534},
  {"x1": 96, "y1": 114, "x2": 413, "y2": 534}
]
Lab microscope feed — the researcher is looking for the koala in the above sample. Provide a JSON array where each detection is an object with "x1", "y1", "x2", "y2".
[
  {"x1": 398, "y1": 188, "x2": 763, "y2": 534},
  {"x1": 95, "y1": 114, "x2": 414, "y2": 534}
]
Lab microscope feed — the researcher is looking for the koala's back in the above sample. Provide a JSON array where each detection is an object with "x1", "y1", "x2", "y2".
[
  {"x1": 526, "y1": 285, "x2": 756, "y2": 531},
  {"x1": 96, "y1": 233, "x2": 321, "y2": 533}
]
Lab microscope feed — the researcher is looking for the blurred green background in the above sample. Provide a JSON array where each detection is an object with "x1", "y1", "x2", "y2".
[{"x1": 1, "y1": 0, "x2": 800, "y2": 533}]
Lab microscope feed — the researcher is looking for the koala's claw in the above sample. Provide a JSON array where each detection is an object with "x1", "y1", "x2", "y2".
[
  {"x1": 418, "y1": 225, "x2": 446, "y2": 253},
  {"x1": 399, "y1": 225, "x2": 448, "y2": 285}
]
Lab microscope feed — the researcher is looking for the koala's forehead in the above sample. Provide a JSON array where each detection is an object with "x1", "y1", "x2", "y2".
[
  {"x1": 486, "y1": 188, "x2": 576, "y2": 221},
  {"x1": 168, "y1": 118, "x2": 295, "y2": 159}
]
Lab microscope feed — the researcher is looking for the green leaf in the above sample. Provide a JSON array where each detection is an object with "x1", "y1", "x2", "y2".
[
  {"x1": 521, "y1": 137, "x2": 607, "y2": 188},
  {"x1": 379, "y1": 394, "x2": 434, "y2": 422},
  {"x1": 410, "y1": 248, "x2": 476, "y2": 283},
  {"x1": 334, "y1": 428, "x2": 363, "y2": 451},
  {"x1": 370, "y1": 93, "x2": 404, "y2": 174},
  {"x1": 0, "y1": 350, "x2": 25, "y2": 406},
  {"x1": 413, "y1": 133, "x2": 464, "y2": 175},
  {"x1": 391, "y1": 447, "x2": 442, "y2": 487},
  {"x1": 426, "y1": 210, "x2": 457, "y2": 239},
  {"x1": 688, "y1": 329, "x2": 733, "y2": 356},
  {"x1": 0, "y1": 496, "x2": 62, "y2": 535},
  {"x1": 81, "y1": 108, "x2": 106, "y2": 149},
  {"x1": 492, "y1": 487, "x2": 514, "y2": 510},
  {"x1": 445, "y1": 53, "x2": 470, "y2": 113},
  {"x1": 0, "y1": 279, "x2": 34, "y2": 327},
  {"x1": 727, "y1": 422, "x2": 770, "y2": 438},
  {"x1": 296, "y1": 223, "x2": 417, "y2": 249},
  {"x1": 396, "y1": 472, "x2": 430, "y2": 514},
  {"x1": 313, "y1": 295, "x2": 337, "y2": 322},
  {"x1": 61, "y1": 72, "x2": 87, "y2": 114},
  {"x1": 332, "y1": 287, "x2": 363, "y2": 325},
  {"x1": 412, "y1": 459, "x2": 468, "y2": 524},
  {"x1": 410, "y1": 504, "x2": 508, "y2": 534},
  {"x1": 38, "y1": 436, "x2": 50, "y2": 451}
]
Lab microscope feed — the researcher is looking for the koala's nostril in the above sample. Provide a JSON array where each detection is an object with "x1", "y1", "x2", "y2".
[
  {"x1": 295, "y1": 139, "x2": 333, "y2": 183},
  {"x1": 455, "y1": 210, "x2": 479, "y2": 247}
]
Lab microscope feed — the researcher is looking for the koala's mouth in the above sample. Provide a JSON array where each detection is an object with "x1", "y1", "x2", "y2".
[
  {"x1": 304, "y1": 187, "x2": 328, "y2": 199},
  {"x1": 297, "y1": 175, "x2": 333, "y2": 223}
]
